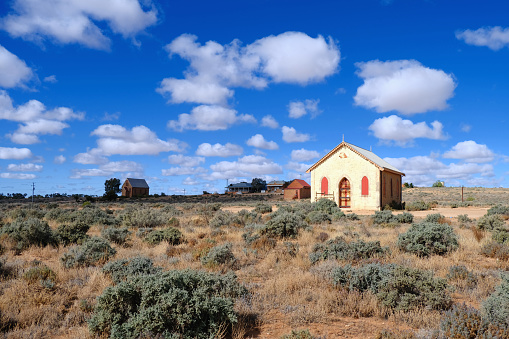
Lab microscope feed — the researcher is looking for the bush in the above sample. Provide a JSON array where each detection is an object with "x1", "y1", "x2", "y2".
[
  {"x1": 477, "y1": 214, "x2": 505, "y2": 231},
  {"x1": 397, "y1": 222, "x2": 459, "y2": 257},
  {"x1": 55, "y1": 222, "x2": 89, "y2": 246},
  {"x1": 57, "y1": 207, "x2": 117, "y2": 226},
  {"x1": 144, "y1": 227, "x2": 183, "y2": 246},
  {"x1": 23, "y1": 263, "x2": 57, "y2": 289},
  {"x1": 102, "y1": 227, "x2": 131, "y2": 245},
  {"x1": 236, "y1": 209, "x2": 261, "y2": 225},
  {"x1": 405, "y1": 201, "x2": 430, "y2": 211},
  {"x1": 441, "y1": 304, "x2": 486, "y2": 338},
  {"x1": 1, "y1": 218, "x2": 57, "y2": 251},
  {"x1": 457, "y1": 214, "x2": 472, "y2": 225},
  {"x1": 492, "y1": 228, "x2": 509, "y2": 244},
  {"x1": 280, "y1": 329, "x2": 318, "y2": 339},
  {"x1": 372, "y1": 210, "x2": 398, "y2": 225},
  {"x1": 306, "y1": 211, "x2": 331, "y2": 224},
  {"x1": 209, "y1": 210, "x2": 242, "y2": 228},
  {"x1": 487, "y1": 205, "x2": 509, "y2": 217},
  {"x1": 346, "y1": 213, "x2": 360, "y2": 221},
  {"x1": 61, "y1": 237, "x2": 116, "y2": 268},
  {"x1": 254, "y1": 203, "x2": 272, "y2": 214},
  {"x1": 332, "y1": 263, "x2": 395, "y2": 294},
  {"x1": 424, "y1": 213, "x2": 445, "y2": 223},
  {"x1": 102, "y1": 256, "x2": 161, "y2": 284},
  {"x1": 10, "y1": 208, "x2": 45, "y2": 220},
  {"x1": 480, "y1": 241, "x2": 509, "y2": 260},
  {"x1": 331, "y1": 210, "x2": 346, "y2": 221},
  {"x1": 314, "y1": 198, "x2": 339, "y2": 214},
  {"x1": 200, "y1": 243, "x2": 237, "y2": 267},
  {"x1": 446, "y1": 265, "x2": 477, "y2": 289},
  {"x1": 88, "y1": 269, "x2": 247, "y2": 339},
  {"x1": 261, "y1": 212, "x2": 309, "y2": 239},
  {"x1": 118, "y1": 206, "x2": 167, "y2": 228},
  {"x1": 310, "y1": 236, "x2": 389, "y2": 264},
  {"x1": 396, "y1": 212, "x2": 414, "y2": 224},
  {"x1": 482, "y1": 274, "x2": 509, "y2": 328}
]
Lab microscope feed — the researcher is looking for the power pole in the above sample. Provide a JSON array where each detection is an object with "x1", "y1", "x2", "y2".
[{"x1": 31, "y1": 182, "x2": 35, "y2": 207}]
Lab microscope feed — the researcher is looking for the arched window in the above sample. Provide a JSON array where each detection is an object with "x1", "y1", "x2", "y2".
[
  {"x1": 339, "y1": 178, "x2": 350, "y2": 208},
  {"x1": 321, "y1": 177, "x2": 328, "y2": 195},
  {"x1": 361, "y1": 176, "x2": 369, "y2": 196}
]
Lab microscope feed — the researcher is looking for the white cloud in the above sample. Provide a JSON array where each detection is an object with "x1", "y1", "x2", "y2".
[
  {"x1": 168, "y1": 105, "x2": 256, "y2": 131},
  {"x1": 43, "y1": 75, "x2": 57, "y2": 83},
  {"x1": 7, "y1": 163, "x2": 42, "y2": 171},
  {"x1": 442, "y1": 140, "x2": 495, "y2": 163},
  {"x1": 73, "y1": 148, "x2": 108, "y2": 165},
  {"x1": 183, "y1": 177, "x2": 199, "y2": 185},
  {"x1": 369, "y1": 115, "x2": 447, "y2": 145},
  {"x1": 167, "y1": 154, "x2": 205, "y2": 167},
  {"x1": 196, "y1": 142, "x2": 243, "y2": 157},
  {"x1": 291, "y1": 148, "x2": 320, "y2": 162},
  {"x1": 288, "y1": 99, "x2": 321, "y2": 118},
  {"x1": 0, "y1": 146, "x2": 32, "y2": 159},
  {"x1": 161, "y1": 167, "x2": 206, "y2": 176},
  {"x1": 70, "y1": 160, "x2": 143, "y2": 179},
  {"x1": 246, "y1": 134, "x2": 279, "y2": 150},
  {"x1": 0, "y1": 45, "x2": 33, "y2": 88},
  {"x1": 282, "y1": 126, "x2": 310, "y2": 143},
  {"x1": 354, "y1": 60, "x2": 456, "y2": 115},
  {"x1": 456, "y1": 26, "x2": 509, "y2": 51},
  {"x1": 2, "y1": 0, "x2": 158, "y2": 50},
  {"x1": 158, "y1": 32, "x2": 340, "y2": 105},
  {"x1": 261, "y1": 115, "x2": 279, "y2": 129},
  {"x1": 54, "y1": 155, "x2": 66, "y2": 164},
  {"x1": 208, "y1": 155, "x2": 283, "y2": 180},
  {"x1": 286, "y1": 161, "x2": 311, "y2": 173},
  {"x1": 0, "y1": 172, "x2": 36, "y2": 179},
  {"x1": 0, "y1": 91, "x2": 84, "y2": 144}
]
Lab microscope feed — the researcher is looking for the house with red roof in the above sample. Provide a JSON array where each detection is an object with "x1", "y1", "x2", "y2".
[{"x1": 284, "y1": 179, "x2": 311, "y2": 200}]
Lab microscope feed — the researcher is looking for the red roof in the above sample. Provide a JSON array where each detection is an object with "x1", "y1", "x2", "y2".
[{"x1": 286, "y1": 179, "x2": 310, "y2": 189}]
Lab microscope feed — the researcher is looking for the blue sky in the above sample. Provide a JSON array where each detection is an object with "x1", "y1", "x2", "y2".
[{"x1": 1, "y1": 0, "x2": 509, "y2": 196}]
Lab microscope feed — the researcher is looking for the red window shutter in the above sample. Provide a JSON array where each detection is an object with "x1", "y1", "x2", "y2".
[
  {"x1": 321, "y1": 177, "x2": 328, "y2": 195},
  {"x1": 362, "y1": 176, "x2": 369, "y2": 196}
]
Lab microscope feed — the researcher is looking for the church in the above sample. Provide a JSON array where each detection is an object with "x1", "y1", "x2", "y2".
[{"x1": 306, "y1": 141, "x2": 405, "y2": 210}]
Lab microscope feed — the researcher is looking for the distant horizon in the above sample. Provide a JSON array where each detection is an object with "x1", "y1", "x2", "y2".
[{"x1": 1, "y1": 0, "x2": 509, "y2": 196}]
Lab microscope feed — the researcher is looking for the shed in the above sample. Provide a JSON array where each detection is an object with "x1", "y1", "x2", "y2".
[
  {"x1": 122, "y1": 178, "x2": 149, "y2": 197},
  {"x1": 284, "y1": 179, "x2": 311, "y2": 200},
  {"x1": 306, "y1": 141, "x2": 404, "y2": 210}
]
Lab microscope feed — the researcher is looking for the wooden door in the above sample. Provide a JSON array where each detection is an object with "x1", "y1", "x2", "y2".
[{"x1": 339, "y1": 178, "x2": 350, "y2": 208}]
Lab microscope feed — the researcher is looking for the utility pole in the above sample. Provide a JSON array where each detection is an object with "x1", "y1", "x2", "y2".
[{"x1": 31, "y1": 182, "x2": 35, "y2": 207}]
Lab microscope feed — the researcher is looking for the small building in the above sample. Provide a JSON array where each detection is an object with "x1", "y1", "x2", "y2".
[
  {"x1": 122, "y1": 178, "x2": 149, "y2": 197},
  {"x1": 266, "y1": 180, "x2": 286, "y2": 193},
  {"x1": 306, "y1": 141, "x2": 405, "y2": 210},
  {"x1": 284, "y1": 179, "x2": 311, "y2": 200},
  {"x1": 226, "y1": 182, "x2": 252, "y2": 194}
]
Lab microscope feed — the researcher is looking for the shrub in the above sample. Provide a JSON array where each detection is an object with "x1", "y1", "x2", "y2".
[
  {"x1": 23, "y1": 264, "x2": 57, "y2": 289},
  {"x1": 200, "y1": 243, "x2": 237, "y2": 267},
  {"x1": 61, "y1": 237, "x2": 116, "y2": 268},
  {"x1": 306, "y1": 211, "x2": 331, "y2": 224},
  {"x1": 118, "y1": 206, "x2": 167, "y2": 228},
  {"x1": 477, "y1": 214, "x2": 504, "y2": 231},
  {"x1": 1, "y1": 217, "x2": 57, "y2": 251},
  {"x1": 55, "y1": 222, "x2": 89, "y2": 246},
  {"x1": 261, "y1": 212, "x2": 309, "y2": 239},
  {"x1": 102, "y1": 227, "x2": 131, "y2": 245},
  {"x1": 482, "y1": 274, "x2": 509, "y2": 328},
  {"x1": 332, "y1": 210, "x2": 346, "y2": 221},
  {"x1": 372, "y1": 210, "x2": 398, "y2": 225},
  {"x1": 102, "y1": 256, "x2": 161, "y2": 284},
  {"x1": 254, "y1": 203, "x2": 272, "y2": 214},
  {"x1": 88, "y1": 269, "x2": 247, "y2": 339},
  {"x1": 492, "y1": 227, "x2": 509, "y2": 244},
  {"x1": 446, "y1": 265, "x2": 477, "y2": 289},
  {"x1": 314, "y1": 198, "x2": 339, "y2": 214},
  {"x1": 236, "y1": 209, "x2": 261, "y2": 225},
  {"x1": 397, "y1": 222, "x2": 459, "y2": 257},
  {"x1": 209, "y1": 210, "x2": 242, "y2": 228},
  {"x1": 440, "y1": 304, "x2": 486, "y2": 338},
  {"x1": 424, "y1": 213, "x2": 445, "y2": 223},
  {"x1": 310, "y1": 236, "x2": 389, "y2": 264},
  {"x1": 58, "y1": 207, "x2": 117, "y2": 226},
  {"x1": 144, "y1": 227, "x2": 183, "y2": 246},
  {"x1": 10, "y1": 208, "x2": 45, "y2": 220},
  {"x1": 396, "y1": 212, "x2": 414, "y2": 224},
  {"x1": 346, "y1": 213, "x2": 360, "y2": 221},
  {"x1": 480, "y1": 241, "x2": 509, "y2": 260},
  {"x1": 332, "y1": 263, "x2": 395, "y2": 294},
  {"x1": 457, "y1": 214, "x2": 472, "y2": 225},
  {"x1": 280, "y1": 329, "x2": 318, "y2": 339},
  {"x1": 487, "y1": 205, "x2": 509, "y2": 217},
  {"x1": 405, "y1": 201, "x2": 430, "y2": 211}
]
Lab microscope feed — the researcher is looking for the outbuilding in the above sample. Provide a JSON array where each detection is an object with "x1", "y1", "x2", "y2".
[
  {"x1": 283, "y1": 179, "x2": 311, "y2": 200},
  {"x1": 122, "y1": 178, "x2": 149, "y2": 197},
  {"x1": 306, "y1": 141, "x2": 404, "y2": 210}
]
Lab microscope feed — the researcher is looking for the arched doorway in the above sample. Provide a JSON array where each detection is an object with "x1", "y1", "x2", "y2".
[{"x1": 339, "y1": 178, "x2": 351, "y2": 208}]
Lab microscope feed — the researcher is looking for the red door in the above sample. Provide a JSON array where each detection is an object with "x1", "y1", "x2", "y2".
[
  {"x1": 339, "y1": 178, "x2": 350, "y2": 208},
  {"x1": 321, "y1": 177, "x2": 328, "y2": 195}
]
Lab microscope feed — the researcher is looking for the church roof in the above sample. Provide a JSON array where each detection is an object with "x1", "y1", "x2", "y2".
[
  {"x1": 306, "y1": 142, "x2": 404, "y2": 175},
  {"x1": 125, "y1": 178, "x2": 149, "y2": 188}
]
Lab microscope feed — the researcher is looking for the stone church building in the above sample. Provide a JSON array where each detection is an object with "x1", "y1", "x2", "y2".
[{"x1": 306, "y1": 141, "x2": 405, "y2": 210}]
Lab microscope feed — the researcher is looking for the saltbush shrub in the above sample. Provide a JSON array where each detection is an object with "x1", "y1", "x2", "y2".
[
  {"x1": 446, "y1": 265, "x2": 477, "y2": 289},
  {"x1": 397, "y1": 222, "x2": 459, "y2": 257},
  {"x1": 236, "y1": 209, "x2": 261, "y2": 225},
  {"x1": 332, "y1": 263, "x2": 395, "y2": 294},
  {"x1": 482, "y1": 274, "x2": 509, "y2": 328},
  {"x1": 209, "y1": 210, "x2": 242, "y2": 228},
  {"x1": 310, "y1": 236, "x2": 389, "y2": 264},
  {"x1": 480, "y1": 241, "x2": 509, "y2": 260},
  {"x1": 457, "y1": 214, "x2": 472, "y2": 225},
  {"x1": 346, "y1": 213, "x2": 360, "y2": 221},
  {"x1": 144, "y1": 227, "x2": 183, "y2": 246},
  {"x1": 102, "y1": 256, "x2": 161, "y2": 284},
  {"x1": 280, "y1": 329, "x2": 317, "y2": 339},
  {"x1": 254, "y1": 203, "x2": 272, "y2": 214},
  {"x1": 441, "y1": 303, "x2": 509, "y2": 338},
  {"x1": 492, "y1": 227, "x2": 509, "y2": 244},
  {"x1": 23, "y1": 263, "x2": 57, "y2": 289},
  {"x1": 331, "y1": 210, "x2": 346, "y2": 221},
  {"x1": 10, "y1": 208, "x2": 45, "y2": 220},
  {"x1": 57, "y1": 207, "x2": 117, "y2": 226},
  {"x1": 424, "y1": 213, "x2": 445, "y2": 223},
  {"x1": 306, "y1": 211, "x2": 331, "y2": 224},
  {"x1": 487, "y1": 205, "x2": 509, "y2": 217},
  {"x1": 477, "y1": 214, "x2": 504, "y2": 231},
  {"x1": 1, "y1": 217, "x2": 57, "y2": 251},
  {"x1": 200, "y1": 243, "x2": 237, "y2": 267},
  {"x1": 88, "y1": 269, "x2": 247, "y2": 339},
  {"x1": 405, "y1": 201, "x2": 430, "y2": 211},
  {"x1": 314, "y1": 199, "x2": 339, "y2": 214},
  {"x1": 102, "y1": 227, "x2": 131, "y2": 245},
  {"x1": 118, "y1": 206, "x2": 167, "y2": 228},
  {"x1": 396, "y1": 212, "x2": 414, "y2": 224},
  {"x1": 61, "y1": 237, "x2": 116, "y2": 268},
  {"x1": 55, "y1": 222, "x2": 89, "y2": 246},
  {"x1": 261, "y1": 212, "x2": 309, "y2": 239},
  {"x1": 372, "y1": 210, "x2": 397, "y2": 225}
]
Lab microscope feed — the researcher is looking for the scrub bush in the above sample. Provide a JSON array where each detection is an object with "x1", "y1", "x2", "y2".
[
  {"x1": 209, "y1": 210, "x2": 242, "y2": 228},
  {"x1": 1, "y1": 217, "x2": 57, "y2": 251},
  {"x1": 480, "y1": 241, "x2": 509, "y2": 260},
  {"x1": 10, "y1": 207, "x2": 45, "y2": 220},
  {"x1": 61, "y1": 237, "x2": 116, "y2": 268},
  {"x1": 58, "y1": 207, "x2": 117, "y2": 226},
  {"x1": 332, "y1": 263, "x2": 395, "y2": 294},
  {"x1": 332, "y1": 210, "x2": 346, "y2": 221},
  {"x1": 254, "y1": 203, "x2": 272, "y2": 214},
  {"x1": 306, "y1": 211, "x2": 331, "y2": 224},
  {"x1": 397, "y1": 222, "x2": 459, "y2": 257},
  {"x1": 88, "y1": 269, "x2": 247, "y2": 339},
  {"x1": 261, "y1": 212, "x2": 309, "y2": 239},
  {"x1": 200, "y1": 243, "x2": 237, "y2": 267},
  {"x1": 118, "y1": 206, "x2": 167, "y2": 228},
  {"x1": 345, "y1": 213, "x2": 359, "y2": 221},
  {"x1": 482, "y1": 274, "x2": 509, "y2": 329},
  {"x1": 446, "y1": 265, "x2": 478, "y2": 289},
  {"x1": 310, "y1": 236, "x2": 389, "y2": 264},
  {"x1": 55, "y1": 222, "x2": 89, "y2": 246},
  {"x1": 372, "y1": 210, "x2": 398, "y2": 225},
  {"x1": 424, "y1": 213, "x2": 445, "y2": 223},
  {"x1": 492, "y1": 227, "x2": 509, "y2": 244},
  {"x1": 23, "y1": 264, "x2": 57, "y2": 289},
  {"x1": 102, "y1": 256, "x2": 161, "y2": 284},
  {"x1": 487, "y1": 205, "x2": 509, "y2": 217},
  {"x1": 102, "y1": 227, "x2": 131, "y2": 245},
  {"x1": 477, "y1": 214, "x2": 504, "y2": 231},
  {"x1": 314, "y1": 198, "x2": 339, "y2": 214},
  {"x1": 405, "y1": 201, "x2": 430, "y2": 211},
  {"x1": 144, "y1": 227, "x2": 183, "y2": 246}
]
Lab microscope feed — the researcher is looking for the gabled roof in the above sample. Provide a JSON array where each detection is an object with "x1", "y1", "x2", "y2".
[
  {"x1": 286, "y1": 179, "x2": 310, "y2": 189},
  {"x1": 125, "y1": 178, "x2": 149, "y2": 188},
  {"x1": 306, "y1": 142, "x2": 404, "y2": 176},
  {"x1": 267, "y1": 180, "x2": 285, "y2": 186},
  {"x1": 227, "y1": 182, "x2": 252, "y2": 188}
]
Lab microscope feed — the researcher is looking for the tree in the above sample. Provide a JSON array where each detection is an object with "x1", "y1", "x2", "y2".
[
  {"x1": 432, "y1": 180, "x2": 444, "y2": 188},
  {"x1": 104, "y1": 178, "x2": 121, "y2": 200},
  {"x1": 403, "y1": 182, "x2": 414, "y2": 188},
  {"x1": 251, "y1": 178, "x2": 266, "y2": 193}
]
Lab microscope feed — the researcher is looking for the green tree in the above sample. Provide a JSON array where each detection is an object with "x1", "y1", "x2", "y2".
[
  {"x1": 432, "y1": 180, "x2": 444, "y2": 187},
  {"x1": 251, "y1": 178, "x2": 266, "y2": 193},
  {"x1": 103, "y1": 178, "x2": 121, "y2": 201}
]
